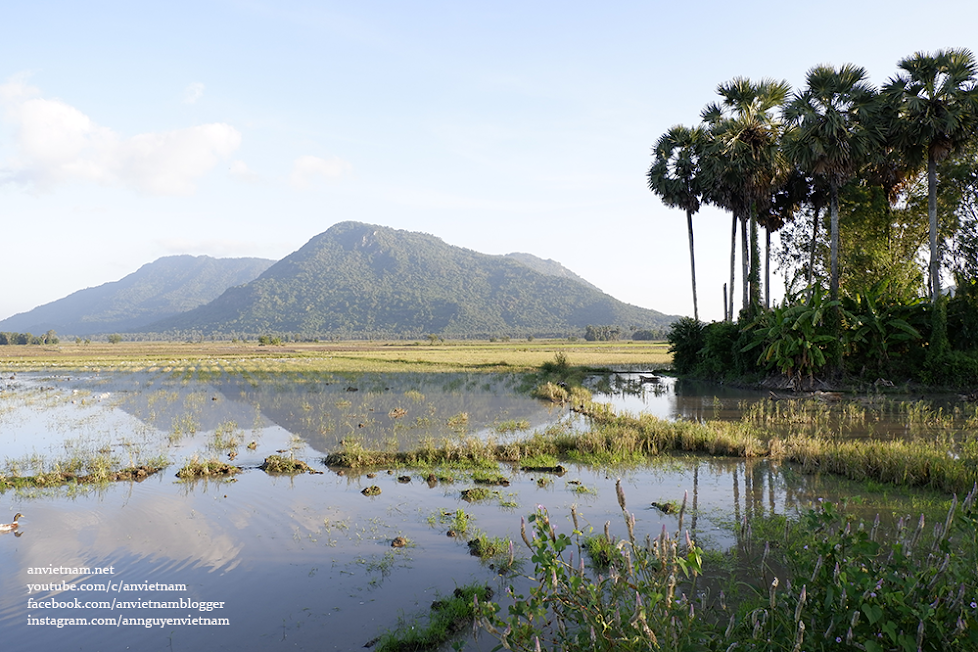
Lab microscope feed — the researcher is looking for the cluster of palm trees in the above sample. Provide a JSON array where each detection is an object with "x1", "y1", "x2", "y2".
[{"x1": 648, "y1": 48, "x2": 978, "y2": 323}]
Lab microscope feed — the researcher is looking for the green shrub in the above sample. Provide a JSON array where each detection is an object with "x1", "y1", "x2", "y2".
[
  {"x1": 694, "y1": 320, "x2": 744, "y2": 379},
  {"x1": 948, "y1": 277, "x2": 978, "y2": 353},
  {"x1": 667, "y1": 317, "x2": 705, "y2": 375}
]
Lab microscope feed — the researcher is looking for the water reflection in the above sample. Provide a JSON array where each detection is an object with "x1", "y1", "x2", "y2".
[{"x1": 0, "y1": 370, "x2": 962, "y2": 651}]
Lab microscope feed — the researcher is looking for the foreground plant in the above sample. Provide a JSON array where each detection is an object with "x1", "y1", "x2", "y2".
[
  {"x1": 731, "y1": 489, "x2": 978, "y2": 652},
  {"x1": 476, "y1": 483, "x2": 706, "y2": 650},
  {"x1": 374, "y1": 584, "x2": 492, "y2": 652}
]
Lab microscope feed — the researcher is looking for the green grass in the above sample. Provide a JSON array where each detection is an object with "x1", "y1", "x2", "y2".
[
  {"x1": 0, "y1": 449, "x2": 168, "y2": 491},
  {"x1": 259, "y1": 455, "x2": 317, "y2": 474},
  {"x1": 175, "y1": 455, "x2": 241, "y2": 479},
  {"x1": 373, "y1": 584, "x2": 493, "y2": 652},
  {"x1": 583, "y1": 535, "x2": 622, "y2": 570},
  {"x1": 428, "y1": 509, "x2": 473, "y2": 536},
  {"x1": 460, "y1": 487, "x2": 497, "y2": 502}
]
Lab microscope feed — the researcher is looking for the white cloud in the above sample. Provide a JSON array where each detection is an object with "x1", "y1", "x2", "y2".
[
  {"x1": 289, "y1": 154, "x2": 351, "y2": 189},
  {"x1": 229, "y1": 159, "x2": 261, "y2": 184},
  {"x1": 0, "y1": 76, "x2": 240, "y2": 195},
  {"x1": 183, "y1": 82, "x2": 205, "y2": 104}
]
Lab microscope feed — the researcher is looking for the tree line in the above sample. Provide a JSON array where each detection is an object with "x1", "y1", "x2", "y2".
[
  {"x1": 649, "y1": 48, "x2": 977, "y2": 319},
  {"x1": 0, "y1": 330, "x2": 59, "y2": 345},
  {"x1": 650, "y1": 48, "x2": 978, "y2": 385}
]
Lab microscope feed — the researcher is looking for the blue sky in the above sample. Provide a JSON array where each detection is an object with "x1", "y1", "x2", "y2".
[{"x1": 2, "y1": 1, "x2": 976, "y2": 325}]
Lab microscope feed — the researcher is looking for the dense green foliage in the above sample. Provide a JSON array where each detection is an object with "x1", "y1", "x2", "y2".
[
  {"x1": 150, "y1": 222, "x2": 675, "y2": 339},
  {"x1": 655, "y1": 49, "x2": 978, "y2": 387},
  {"x1": 0, "y1": 255, "x2": 273, "y2": 337},
  {"x1": 668, "y1": 282, "x2": 978, "y2": 387},
  {"x1": 477, "y1": 490, "x2": 978, "y2": 651}
]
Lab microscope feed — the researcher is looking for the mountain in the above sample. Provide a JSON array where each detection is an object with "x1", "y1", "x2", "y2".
[
  {"x1": 0, "y1": 255, "x2": 274, "y2": 336},
  {"x1": 503, "y1": 252, "x2": 603, "y2": 292},
  {"x1": 147, "y1": 222, "x2": 677, "y2": 338}
]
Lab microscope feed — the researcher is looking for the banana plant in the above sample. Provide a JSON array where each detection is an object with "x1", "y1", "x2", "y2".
[
  {"x1": 842, "y1": 280, "x2": 923, "y2": 365},
  {"x1": 745, "y1": 285, "x2": 841, "y2": 385}
]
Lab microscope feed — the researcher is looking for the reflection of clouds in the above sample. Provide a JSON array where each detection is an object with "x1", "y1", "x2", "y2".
[{"x1": 12, "y1": 492, "x2": 244, "y2": 592}]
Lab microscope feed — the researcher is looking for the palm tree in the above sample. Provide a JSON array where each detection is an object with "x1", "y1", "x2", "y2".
[
  {"x1": 783, "y1": 64, "x2": 881, "y2": 301},
  {"x1": 758, "y1": 168, "x2": 808, "y2": 306},
  {"x1": 701, "y1": 77, "x2": 791, "y2": 318},
  {"x1": 884, "y1": 48, "x2": 978, "y2": 304},
  {"x1": 648, "y1": 125, "x2": 706, "y2": 320}
]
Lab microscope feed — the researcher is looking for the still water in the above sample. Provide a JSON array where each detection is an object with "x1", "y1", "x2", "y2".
[{"x1": 0, "y1": 370, "x2": 959, "y2": 650}]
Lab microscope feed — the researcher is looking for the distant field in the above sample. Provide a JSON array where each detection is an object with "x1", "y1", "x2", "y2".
[{"x1": 0, "y1": 339, "x2": 672, "y2": 373}]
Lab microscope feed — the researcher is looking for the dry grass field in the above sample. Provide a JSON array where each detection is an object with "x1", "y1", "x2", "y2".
[{"x1": 0, "y1": 339, "x2": 672, "y2": 373}]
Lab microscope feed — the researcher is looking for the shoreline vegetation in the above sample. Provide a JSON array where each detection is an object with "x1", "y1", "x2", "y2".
[
  {"x1": 2, "y1": 343, "x2": 976, "y2": 496},
  {"x1": 324, "y1": 399, "x2": 978, "y2": 495}
]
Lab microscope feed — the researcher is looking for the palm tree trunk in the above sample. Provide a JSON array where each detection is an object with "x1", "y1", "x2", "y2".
[
  {"x1": 748, "y1": 213, "x2": 761, "y2": 311},
  {"x1": 807, "y1": 206, "x2": 821, "y2": 299},
  {"x1": 686, "y1": 209, "x2": 699, "y2": 321},
  {"x1": 764, "y1": 228, "x2": 770, "y2": 308},
  {"x1": 928, "y1": 155, "x2": 940, "y2": 303},
  {"x1": 829, "y1": 180, "x2": 840, "y2": 300},
  {"x1": 728, "y1": 213, "x2": 737, "y2": 321},
  {"x1": 741, "y1": 216, "x2": 749, "y2": 313}
]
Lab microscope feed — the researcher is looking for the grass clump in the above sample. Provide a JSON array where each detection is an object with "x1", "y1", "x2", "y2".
[
  {"x1": 494, "y1": 419, "x2": 530, "y2": 434},
  {"x1": 373, "y1": 584, "x2": 493, "y2": 652},
  {"x1": 471, "y1": 470, "x2": 510, "y2": 486},
  {"x1": 259, "y1": 455, "x2": 317, "y2": 475},
  {"x1": 175, "y1": 456, "x2": 241, "y2": 479},
  {"x1": 460, "y1": 487, "x2": 497, "y2": 502},
  {"x1": 0, "y1": 450, "x2": 168, "y2": 491},
  {"x1": 429, "y1": 509, "x2": 473, "y2": 536},
  {"x1": 582, "y1": 534, "x2": 622, "y2": 570},
  {"x1": 466, "y1": 533, "x2": 507, "y2": 559}
]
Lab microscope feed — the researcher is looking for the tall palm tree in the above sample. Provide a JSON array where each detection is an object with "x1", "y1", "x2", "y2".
[
  {"x1": 884, "y1": 48, "x2": 978, "y2": 304},
  {"x1": 648, "y1": 125, "x2": 706, "y2": 320},
  {"x1": 701, "y1": 77, "x2": 791, "y2": 318},
  {"x1": 783, "y1": 64, "x2": 881, "y2": 301},
  {"x1": 758, "y1": 168, "x2": 808, "y2": 306}
]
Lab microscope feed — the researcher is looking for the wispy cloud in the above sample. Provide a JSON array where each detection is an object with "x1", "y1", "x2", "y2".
[
  {"x1": 229, "y1": 159, "x2": 261, "y2": 184},
  {"x1": 289, "y1": 154, "x2": 351, "y2": 189},
  {"x1": 154, "y1": 237, "x2": 281, "y2": 258},
  {"x1": 182, "y1": 82, "x2": 205, "y2": 104},
  {"x1": 0, "y1": 76, "x2": 240, "y2": 195}
]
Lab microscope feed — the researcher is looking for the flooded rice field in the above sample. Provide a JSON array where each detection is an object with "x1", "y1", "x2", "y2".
[{"x1": 0, "y1": 370, "x2": 968, "y2": 650}]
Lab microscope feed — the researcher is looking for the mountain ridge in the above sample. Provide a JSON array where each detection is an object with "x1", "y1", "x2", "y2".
[
  {"x1": 0, "y1": 255, "x2": 275, "y2": 336},
  {"x1": 146, "y1": 221, "x2": 676, "y2": 338}
]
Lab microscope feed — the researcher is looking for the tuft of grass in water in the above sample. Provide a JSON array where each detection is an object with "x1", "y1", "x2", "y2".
[
  {"x1": 650, "y1": 499, "x2": 680, "y2": 514},
  {"x1": 466, "y1": 533, "x2": 507, "y2": 559},
  {"x1": 520, "y1": 453, "x2": 560, "y2": 469},
  {"x1": 373, "y1": 584, "x2": 493, "y2": 652},
  {"x1": 494, "y1": 419, "x2": 530, "y2": 434},
  {"x1": 175, "y1": 455, "x2": 241, "y2": 479},
  {"x1": 259, "y1": 455, "x2": 317, "y2": 475},
  {"x1": 460, "y1": 487, "x2": 497, "y2": 502},
  {"x1": 0, "y1": 448, "x2": 168, "y2": 490},
  {"x1": 533, "y1": 381, "x2": 568, "y2": 403},
  {"x1": 471, "y1": 470, "x2": 510, "y2": 486},
  {"x1": 429, "y1": 509, "x2": 473, "y2": 536},
  {"x1": 209, "y1": 419, "x2": 241, "y2": 453}
]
